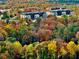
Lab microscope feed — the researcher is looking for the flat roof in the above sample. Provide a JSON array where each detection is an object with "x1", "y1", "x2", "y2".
[{"x1": 21, "y1": 12, "x2": 45, "y2": 15}]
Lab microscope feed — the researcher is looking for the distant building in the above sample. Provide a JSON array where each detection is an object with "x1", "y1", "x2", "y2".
[
  {"x1": 20, "y1": 12, "x2": 45, "y2": 20},
  {"x1": 45, "y1": 8, "x2": 73, "y2": 17}
]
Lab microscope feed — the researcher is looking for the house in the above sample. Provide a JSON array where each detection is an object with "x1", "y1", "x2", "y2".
[
  {"x1": 45, "y1": 8, "x2": 73, "y2": 17},
  {"x1": 20, "y1": 12, "x2": 45, "y2": 20}
]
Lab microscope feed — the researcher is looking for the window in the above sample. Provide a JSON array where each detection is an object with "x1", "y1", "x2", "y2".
[
  {"x1": 34, "y1": 14, "x2": 39, "y2": 19},
  {"x1": 57, "y1": 11, "x2": 62, "y2": 16},
  {"x1": 26, "y1": 15, "x2": 31, "y2": 19},
  {"x1": 66, "y1": 10, "x2": 71, "y2": 15}
]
